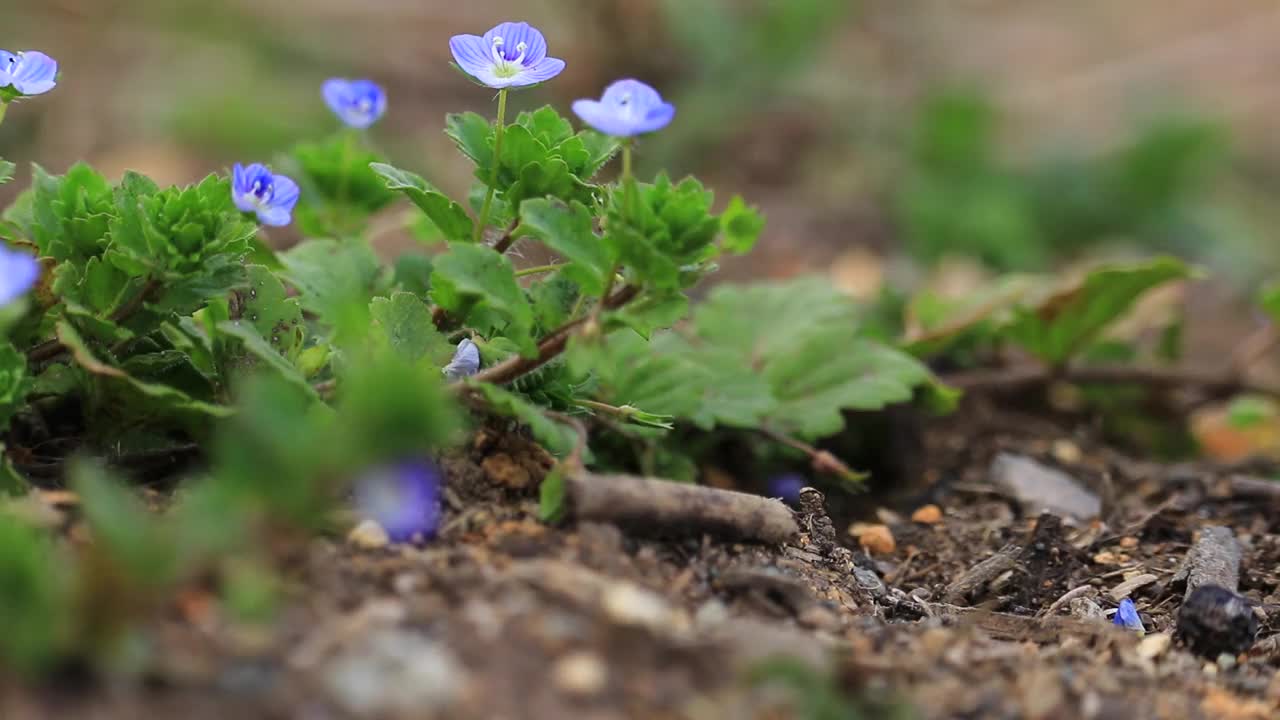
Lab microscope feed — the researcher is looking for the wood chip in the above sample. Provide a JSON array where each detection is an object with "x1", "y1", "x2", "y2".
[
  {"x1": 1171, "y1": 526, "x2": 1241, "y2": 600},
  {"x1": 1108, "y1": 573, "x2": 1159, "y2": 602}
]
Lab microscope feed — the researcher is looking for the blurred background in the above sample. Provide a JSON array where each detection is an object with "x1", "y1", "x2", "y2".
[{"x1": 5, "y1": 0, "x2": 1280, "y2": 298}]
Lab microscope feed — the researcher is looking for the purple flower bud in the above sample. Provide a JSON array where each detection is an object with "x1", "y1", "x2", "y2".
[
  {"x1": 354, "y1": 461, "x2": 442, "y2": 544},
  {"x1": 0, "y1": 246, "x2": 39, "y2": 307},
  {"x1": 231, "y1": 163, "x2": 300, "y2": 227},
  {"x1": 768, "y1": 474, "x2": 806, "y2": 504},
  {"x1": 322, "y1": 78, "x2": 387, "y2": 130},
  {"x1": 572, "y1": 79, "x2": 675, "y2": 138},
  {"x1": 0, "y1": 50, "x2": 57, "y2": 97},
  {"x1": 449, "y1": 21, "x2": 565, "y2": 90},
  {"x1": 442, "y1": 338, "x2": 480, "y2": 381},
  {"x1": 1113, "y1": 598, "x2": 1145, "y2": 633}
]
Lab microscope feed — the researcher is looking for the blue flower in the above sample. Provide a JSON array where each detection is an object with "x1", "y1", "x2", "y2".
[
  {"x1": 354, "y1": 461, "x2": 442, "y2": 544},
  {"x1": 449, "y1": 21, "x2": 565, "y2": 90},
  {"x1": 1113, "y1": 598, "x2": 1145, "y2": 634},
  {"x1": 442, "y1": 338, "x2": 480, "y2": 381},
  {"x1": 572, "y1": 79, "x2": 675, "y2": 138},
  {"x1": 768, "y1": 474, "x2": 806, "y2": 504},
  {"x1": 231, "y1": 163, "x2": 300, "y2": 227},
  {"x1": 0, "y1": 246, "x2": 40, "y2": 307},
  {"x1": 0, "y1": 50, "x2": 57, "y2": 97},
  {"x1": 322, "y1": 78, "x2": 387, "y2": 130}
]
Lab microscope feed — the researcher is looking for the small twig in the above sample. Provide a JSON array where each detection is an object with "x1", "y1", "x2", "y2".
[
  {"x1": 1170, "y1": 525, "x2": 1241, "y2": 601},
  {"x1": 467, "y1": 284, "x2": 640, "y2": 386},
  {"x1": 759, "y1": 427, "x2": 862, "y2": 482},
  {"x1": 945, "y1": 363, "x2": 1280, "y2": 401},
  {"x1": 564, "y1": 470, "x2": 799, "y2": 544},
  {"x1": 943, "y1": 542, "x2": 1023, "y2": 605}
]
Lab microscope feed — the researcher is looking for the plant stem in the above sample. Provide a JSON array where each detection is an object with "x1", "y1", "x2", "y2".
[
  {"x1": 621, "y1": 140, "x2": 636, "y2": 222},
  {"x1": 334, "y1": 131, "x2": 357, "y2": 234},
  {"x1": 513, "y1": 263, "x2": 563, "y2": 279},
  {"x1": 466, "y1": 284, "x2": 640, "y2": 386},
  {"x1": 943, "y1": 363, "x2": 1280, "y2": 401},
  {"x1": 758, "y1": 427, "x2": 863, "y2": 483},
  {"x1": 473, "y1": 89, "x2": 509, "y2": 243},
  {"x1": 0, "y1": 102, "x2": 7, "y2": 127},
  {"x1": 575, "y1": 399, "x2": 637, "y2": 419}
]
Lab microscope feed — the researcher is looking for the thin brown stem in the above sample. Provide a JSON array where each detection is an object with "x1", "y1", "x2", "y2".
[
  {"x1": 467, "y1": 284, "x2": 640, "y2": 386},
  {"x1": 758, "y1": 427, "x2": 863, "y2": 482}
]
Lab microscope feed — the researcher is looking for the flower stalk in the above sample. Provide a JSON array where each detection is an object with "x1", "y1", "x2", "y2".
[{"x1": 474, "y1": 88, "x2": 509, "y2": 242}]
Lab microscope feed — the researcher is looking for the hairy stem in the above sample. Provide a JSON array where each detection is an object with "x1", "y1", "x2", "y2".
[
  {"x1": 513, "y1": 263, "x2": 563, "y2": 279},
  {"x1": 759, "y1": 427, "x2": 862, "y2": 483},
  {"x1": 473, "y1": 88, "x2": 509, "y2": 243},
  {"x1": 467, "y1": 284, "x2": 640, "y2": 386}
]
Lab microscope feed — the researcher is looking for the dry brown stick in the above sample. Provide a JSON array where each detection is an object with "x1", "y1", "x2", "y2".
[
  {"x1": 945, "y1": 364, "x2": 1280, "y2": 401},
  {"x1": 1225, "y1": 475, "x2": 1280, "y2": 502},
  {"x1": 758, "y1": 427, "x2": 861, "y2": 482},
  {"x1": 468, "y1": 284, "x2": 640, "y2": 386},
  {"x1": 1171, "y1": 525, "x2": 1241, "y2": 601},
  {"x1": 943, "y1": 542, "x2": 1023, "y2": 605},
  {"x1": 564, "y1": 471, "x2": 799, "y2": 544}
]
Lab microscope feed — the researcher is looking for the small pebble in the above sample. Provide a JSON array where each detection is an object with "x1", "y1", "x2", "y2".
[
  {"x1": 1137, "y1": 632, "x2": 1172, "y2": 660},
  {"x1": 1176, "y1": 584, "x2": 1258, "y2": 658},
  {"x1": 910, "y1": 504, "x2": 943, "y2": 524},
  {"x1": 602, "y1": 583, "x2": 670, "y2": 630},
  {"x1": 552, "y1": 651, "x2": 607, "y2": 696},
  {"x1": 348, "y1": 519, "x2": 390, "y2": 550},
  {"x1": 849, "y1": 523, "x2": 896, "y2": 555}
]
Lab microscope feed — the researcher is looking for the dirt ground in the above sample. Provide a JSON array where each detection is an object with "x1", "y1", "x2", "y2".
[{"x1": 3, "y1": 389, "x2": 1279, "y2": 720}]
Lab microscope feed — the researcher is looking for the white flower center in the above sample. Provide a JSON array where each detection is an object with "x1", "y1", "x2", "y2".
[{"x1": 490, "y1": 37, "x2": 529, "y2": 78}]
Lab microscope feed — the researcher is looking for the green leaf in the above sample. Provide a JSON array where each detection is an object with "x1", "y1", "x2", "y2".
[
  {"x1": 278, "y1": 238, "x2": 383, "y2": 324},
  {"x1": 285, "y1": 133, "x2": 395, "y2": 234},
  {"x1": 56, "y1": 321, "x2": 232, "y2": 428},
  {"x1": 240, "y1": 265, "x2": 304, "y2": 360},
  {"x1": 1260, "y1": 283, "x2": 1280, "y2": 324},
  {"x1": 445, "y1": 112, "x2": 494, "y2": 170},
  {"x1": 467, "y1": 382, "x2": 580, "y2": 456},
  {"x1": 429, "y1": 243, "x2": 534, "y2": 355},
  {"x1": 1004, "y1": 257, "x2": 1194, "y2": 365},
  {"x1": 539, "y1": 467, "x2": 567, "y2": 523},
  {"x1": 0, "y1": 511, "x2": 73, "y2": 675},
  {"x1": 574, "y1": 131, "x2": 622, "y2": 179},
  {"x1": 71, "y1": 460, "x2": 179, "y2": 590},
  {"x1": 370, "y1": 163, "x2": 474, "y2": 243},
  {"x1": 369, "y1": 292, "x2": 452, "y2": 365},
  {"x1": 517, "y1": 106, "x2": 576, "y2": 148},
  {"x1": 393, "y1": 254, "x2": 433, "y2": 297},
  {"x1": 0, "y1": 160, "x2": 14, "y2": 185},
  {"x1": 217, "y1": 321, "x2": 317, "y2": 400},
  {"x1": 517, "y1": 199, "x2": 616, "y2": 296},
  {"x1": 720, "y1": 196, "x2": 765, "y2": 254},
  {"x1": 0, "y1": 343, "x2": 30, "y2": 432}
]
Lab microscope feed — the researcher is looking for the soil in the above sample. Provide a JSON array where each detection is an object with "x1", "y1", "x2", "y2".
[{"x1": 4, "y1": 394, "x2": 1280, "y2": 720}]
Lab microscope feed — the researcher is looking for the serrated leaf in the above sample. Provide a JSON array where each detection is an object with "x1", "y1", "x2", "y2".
[
  {"x1": 240, "y1": 266, "x2": 304, "y2": 360},
  {"x1": 720, "y1": 196, "x2": 765, "y2": 254},
  {"x1": 517, "y1": 199, "x2": 615, "y2": 296},
  {"x1": 445, "y1": 112, "x2": 494, "y2": 170},
  {"x1": 574, "y1": 131, "x2": 621, "y2": 179},
  {"x1": 370, "y1": 163, "x2": 474, "y2": 243},
  {"x1": 284, "y1": 133, "x2": 395, "y2": 235},
  {"x1": 429, "y1": 244, "x2": 534, "y2": 355},
  {"x1": 369, "y1": 292, "x2": 452, "y2": 365},
  {"x1": 517, "y1": 106, "x2": 575, "y2": 149},
  {"x1": 466, "y1": 382, "x2": 579, "y2": 456},
  {"x1": 216, "y1": 321, "x2": 317, "y2": 400},
  {"x1": 393, "y1": 254, "x2": 433, "y2": 297},
  {"x1": 0, "y1": 343, "x2": 30, "y2": 431},
  {"x1": 1004, "y1": 257, "x2": 1194, "y2": 365},
  {"x1": 278, "y1": 238, "x2": 382, "y2": 323}
]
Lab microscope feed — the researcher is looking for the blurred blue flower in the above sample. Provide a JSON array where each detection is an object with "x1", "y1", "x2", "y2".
[
  {"x1": 231, "y1": 163, "x2": 300, "y2": 227},
  {"x1": 0, "y1": 50, "x2": 57, "y2": 97},
  {"x1": 322, "y1": 78, "x2": 387, "y2": 130},
  {"x1": 449, "y1": 21, "x2": 565, "y2": 90},
  {"x1": 768, "y1": 474, "x2": 807, "y2": 504},
  {"x1": 1113, "y1": 598, "x2": 1145, "y2": 634},
  {"x1": 572, "y1": 79, "x2": 675, "y2": 138},
  {"x1": 443, "y1": 338, "x2": 480, "y2": 381},
  {"x1": 0, "y1": 246, "x2": 40, "y2": 307},
  {"x1": 354, "y1": 461, "x2": 442, "y2": 544}
]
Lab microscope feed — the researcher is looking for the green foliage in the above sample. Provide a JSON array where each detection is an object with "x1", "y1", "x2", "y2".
[
  {"x1": 1004, "y1": 257, "x2": 1193, "y2": 366},
  {"x1": 371, "y1": 163, "x2": 473, "y2": 243},
  {"x1": 896, "y1": 89, "x2": 1230, "y2": 272},
  {"x1": 0, "y1": 511, "x2": 73, "y2": 676},
  {"x1": 430, "y1": 243, "x2": 536, "y2": 355},
  {"x1": 284, "y1": 133, "x2": 396, "y2": 236}
]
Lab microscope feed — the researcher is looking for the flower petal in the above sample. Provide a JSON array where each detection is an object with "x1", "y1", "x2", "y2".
[
  {"x1": 485, "y1": 21, "x2": 548, "y2": 64},
  {"x1": 572, "y1": 98, "x2": 635, "y2": 137},
  {"x1": 322, "y1": 78, "x2": 353, "y2": 116},
  {"x1": 511, "y1": 57, "x2": 565, "y2": 88},
  {"x1": 12, "y1": 51, "x2": 56, "y2": 95},
  {"x1": 449, "y1": 34, "x2": 494, "y2": 80},
  {"x1": 270, "y1": 174, "x2": 301, "y2": 212},
  {"x1": 638, "y1": 102, "x2": 677, "y2": 134},
  {"x1": 257, "y1": 206, "x2": 292, "y2": 227},
  {"x1": 0, "y1": 247, "x2": 40, "y2": 307}
]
